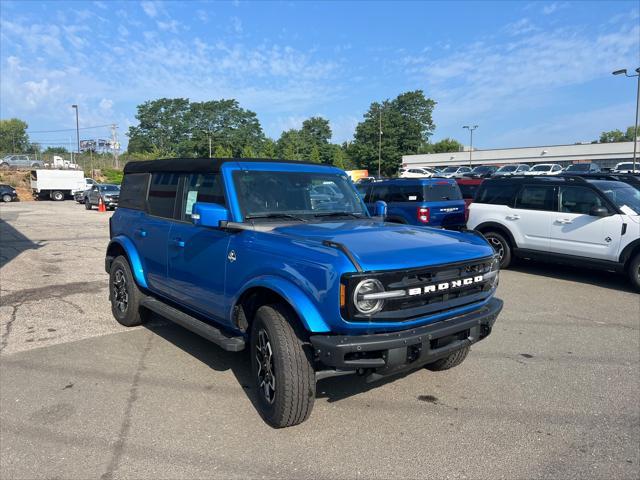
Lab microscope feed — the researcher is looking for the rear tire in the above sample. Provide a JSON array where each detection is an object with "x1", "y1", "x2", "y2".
[
  {"x1": 483, "y1": 231, "x2": 512, "y2": 268},
  {"x1": 109, "y1": 256, "x2": 148, "y2": 327},
  {"x1": 627, "y1": 252, "x2": 640, "y2": 292},
  {"x1": 51, "y1": 190, "x2": 64, "y2": 201},
  {"x1": 2, "y1": 194, "x2": 12, "y2": 203},
  {"x1": 425, "y1": 346, "x2": 470, "y2": 371},
  {"x1": 85, "y1": 199, "x2": 92, "y2": 210},
  {"x1": 250, "y1": 304, "x2": 315, "y2": 428}
]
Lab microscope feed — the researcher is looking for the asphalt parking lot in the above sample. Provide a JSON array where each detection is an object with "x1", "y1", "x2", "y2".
[{"x1": 1, "y1": 201, "x2": 639, "y2": 479}]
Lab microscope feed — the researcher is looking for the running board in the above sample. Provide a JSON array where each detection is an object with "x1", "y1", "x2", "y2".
[{"x1": 141, "y1": 297, "x2": 245, "y2": 352}]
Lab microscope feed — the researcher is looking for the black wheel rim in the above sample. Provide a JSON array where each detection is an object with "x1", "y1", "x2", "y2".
[
  {"x1": 256, "y1": 329, "x2": 276, "y2": 404},
  {"x1": 487, "y1": 236, "x2": 504, "y2": 260},
  {"x1": 112, "y1": 268, "x2": 129, "y2": 313}
]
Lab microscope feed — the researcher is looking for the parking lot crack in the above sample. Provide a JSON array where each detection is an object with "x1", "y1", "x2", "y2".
[
  {"x1": 100, "y1": 333, "x2": 153, "y2": 480},
  {"x1": 0, "y1": 304, "x2": 21, "y2": 353}
]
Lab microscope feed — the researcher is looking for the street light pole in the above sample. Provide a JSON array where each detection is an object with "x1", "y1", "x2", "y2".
[
  {"x1": 463, "y1": 125, "x2": 478, "y2": 167},
  {"x1": 612, "y1": 67, "x2": 640, "y2": 173},
  {"x1": 378, "y1": 105, "x2": 383, "y2": 178},
  {"x1": 71, "y1": 105, "x2": 80, "y2": 156}
]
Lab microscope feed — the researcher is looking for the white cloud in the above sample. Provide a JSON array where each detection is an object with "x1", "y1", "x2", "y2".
[
  {"x1": 196, "y1": 9, "x2": 208, "y2": 22},
  {"x1": 542, "y1": 2, "x2": 568, "y2": 15},
  {"x1": 141, "y1": 1, "x2": 158, "y2": 18},
  {"x1": 93, "y1": 1, "x2": 107, "y2": 10},
  {"x1": 157, "y1": 19, "x2": 180, "y2": 33},
  {"x1": 503, "y1": 18, "x2": 538, "y2": 36},
  {"x1": 231, "y1": 16, "x2": 243, "y2": 34},
  {"x1": 99, "y1": 98, "x2": 113, "y2": 111},
  {"x1": 118, "y1": 24, "x2": 129, "y2": 37}
]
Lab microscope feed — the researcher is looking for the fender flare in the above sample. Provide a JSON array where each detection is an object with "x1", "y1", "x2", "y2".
[
  {"x1": 233, "y1": 275, "x2": 331, "y2": 333},
  {"x1": 473, "y1": 221, "x2": 518, "y2": 248},
  {"x1": 619, "y1": 238, "x2": 640, "y2": 265},
  {"x1": 107, "y1": 236, "x2": 147, "y2": 289}
]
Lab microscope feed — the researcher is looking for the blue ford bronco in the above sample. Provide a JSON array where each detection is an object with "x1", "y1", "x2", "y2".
[{"x1": 106, "y1": 158, "x2": 503, "y2": 427}]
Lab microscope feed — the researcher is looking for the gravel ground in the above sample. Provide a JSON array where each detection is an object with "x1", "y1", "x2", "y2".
[{"x1": 1, "y1": 201, "x2": 639, "y2": 479}]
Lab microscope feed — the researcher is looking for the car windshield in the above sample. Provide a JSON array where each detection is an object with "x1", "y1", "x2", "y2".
[
  {"x1": 566, "y1": 164, "x2": 590, "y2": 171},
  {"x1": 100, "y1": 185, "x2": 120, "y2": 192},
  {"x1": 591, "y1": 181, "x2": 640, "y2": 215},
  {"x1": 498, "y1": 165, "x2": 517, "y2": 172},
  {"x1": 442, "y1": 167, "x2": 459, "y2": 173},
  {"x1": 616, "y1": 163, "x2": 635, "y2": 170},
  {"x1": 531, "y1": 165, "x2": 551, "y2": 171},
  {"x1": 471, "y1": 166, "x2": 491, "y2": 173},
  {"x1": 233, "y1": 170, "x2": 367, "y2": 220}
]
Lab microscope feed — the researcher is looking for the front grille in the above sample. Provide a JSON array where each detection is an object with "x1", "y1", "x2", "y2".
[{"x1": 342, "y1": 257, "x2": 496, "y2": 322}]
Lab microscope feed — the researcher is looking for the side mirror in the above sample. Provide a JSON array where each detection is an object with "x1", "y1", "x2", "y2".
[
  {"x1": 192, "y1": 202, "x2": 229, "y2": 227},
  {"x1": 590, "y1": 206, "x2": 609, "y2": 217},
  {"x1": 374, "y1": 200, "x2": 387, "y2": 219}
]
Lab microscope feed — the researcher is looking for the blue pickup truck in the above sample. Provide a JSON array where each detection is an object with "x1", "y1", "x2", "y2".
[
  {"x1": 106, "y1": 158, "x2": 502, "y2": 427},
  {"x1": 357, "y1": 178, "x2": 467, "y2": 228}
]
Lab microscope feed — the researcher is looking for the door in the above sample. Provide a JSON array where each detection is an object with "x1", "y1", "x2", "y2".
[
  {"x1": 510, "y1": 185, "x2": 555, "y2": 251},
  {"x1": 136, "y1": 172, "x2": 180, "y2": 295},
  {"x1": 549, "y1": 185, "x2": 623, "y2": 260},
  {"x1": 166, "y1": 173, "x2": 231, "y2": 322}
]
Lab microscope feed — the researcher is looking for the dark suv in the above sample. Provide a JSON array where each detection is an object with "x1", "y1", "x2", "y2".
[
  {"x1": 0, "y1": 184, "x2": 18, "y2": 202},
  {"x1": 106, "y1": 158, "x2": 503, "y2": 427}
]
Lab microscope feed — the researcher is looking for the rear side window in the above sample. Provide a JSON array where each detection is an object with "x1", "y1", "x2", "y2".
[
  {"x1": 475, "y1": 184, "x2": 519, "y2": 206},
  {"x1": 180, "y1": 173, "x2": 226, "y2": 221},
  {"x1": 388, "y1": 185, "x2": 424, "y2": 202},
  {"x1": 148, "y1": 172, "x2": 180, "y2": 218},
  {"x1": 369, "y1": 185, "x2": 390, "y2": 202},
  {"x1": 514, "y1": 186, "x2": 555, "y2": 211},
  {"x1": 457, "y1": 183, "x2": 480, "y2": 199},
  {"x1": 424, "y1": 183, "x2": 462, "y2": 201},
  {"x1": 118, "y1": 173, "x2": 149, "y2": 210}
]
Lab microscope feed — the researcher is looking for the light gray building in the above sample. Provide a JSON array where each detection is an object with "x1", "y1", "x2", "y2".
[{"x1": 402, "y1": 141, "x2": 637, "y2": 170}]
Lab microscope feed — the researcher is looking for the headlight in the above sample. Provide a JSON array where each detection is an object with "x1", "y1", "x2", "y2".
[
  {"x1": 353, "y1": 279, "x2": 385, "y2": 315},
  {"x1": 486, "y1": 255, "x2": 500, "y2": 288}
]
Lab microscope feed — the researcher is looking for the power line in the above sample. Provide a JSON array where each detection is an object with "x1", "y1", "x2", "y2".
[{"x1": 27, "y1": 124, "x2": 115, "y2": 133}]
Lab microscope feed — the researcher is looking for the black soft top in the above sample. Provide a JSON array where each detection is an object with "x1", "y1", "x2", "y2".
[{"x1": 123, "y1": 157, "x2": 332, "y2": 174}]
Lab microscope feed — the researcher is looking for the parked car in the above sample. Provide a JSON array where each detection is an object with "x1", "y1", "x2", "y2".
[
  {"x1": 463, "y1": 165, "x2": 498, "y2": 178},
  {"x1": 467, "y1": 175, "x2": 640, "y2": 290},
  {"x1": 439, "y1": 166, "x2": 472, "y2": 178},
  {"x1": 0, "y1": 184, "x2": 18, "y2": 202},
  {"x1": 564, "y1": 163, "x2": 601, "y2": 173},
  {"x1": 85, "y1": 184, "x2": 120, "y2": 210},
  {"x1": 612, "y1": 162, "x2": 639, "y2": 174},
  {"x1": 399, "y1": 167, "x2": 437, "y2": 178},
  {"x1": 493, "y1": 164, "x2": 530, "y2": 177},
  {"x1": 106, "y1": 158, "x2": 503, "y2": 427},
  {"x1": 1, "y1": 155, "x2": 44, "y2": 169},
  {"x1": 357, "y1": 177, "x2": 466, "y2": 228},
  {"x1": 74, "y1": 178, "x2": 99, "y2": 203},
  {"x1": 524, "y1": 163, "x2": 563, "y2": 176}
]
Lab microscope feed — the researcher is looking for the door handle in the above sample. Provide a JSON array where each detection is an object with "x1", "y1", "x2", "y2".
[
  {"x1": 505, "y1": 214, "x2": 520, "y2": 220},
  {"x1": 171, "y1": 238, "x2": 185, "y2": 248},
  {"x1": 135, "y1": 228, "x2": 147, "y2": 238},
  {"x1": 556, "y1": 218, "x2": 573, "y2": 224}
]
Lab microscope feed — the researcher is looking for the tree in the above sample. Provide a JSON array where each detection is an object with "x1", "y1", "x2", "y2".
[
  {"x1": 241, "y1": 145, "x2": 255, "y2": 158},
  {"x1": 309, "y1": 145, "x2": 321, "y2": 163},
  {"x1": 43, "y1": 146, "x2": 69, "y2": 155},
  {"x1": 214, "y1": 145, "x2": 232, "y2": 157},
  {"x1": 599, "y1": 126, "x2": 638, "y2": 143},
  {"x1": 420, "y1": 138, "x2": 464, "y2": 154},
  {"x1": 277, "y1": 129, "x2": 305, "y2": 160},
  {"x1": 348, "y1": 91, "x2": 436, "y2": 176},
  {"x1": 0, "y1": 118, "x2": 30, "y2": 153},
  {"x1": 301, "y1": 117, "x2": 332, "y2": 145},
  {"x1": 260, "y1": 138, "x2": 277, "y2": 158}
]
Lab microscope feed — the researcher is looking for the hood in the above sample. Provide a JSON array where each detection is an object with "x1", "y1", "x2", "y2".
[{"x1": 271, "y1": 220, "x2": 494, "y2": 271}]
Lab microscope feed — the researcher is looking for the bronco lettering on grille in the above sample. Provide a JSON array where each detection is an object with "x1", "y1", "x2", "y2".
[{"x1": 407, "y1": 275, "x2": 484, "y2": 296}]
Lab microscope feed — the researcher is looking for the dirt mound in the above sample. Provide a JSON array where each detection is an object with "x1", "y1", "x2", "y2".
[{"x1": 0, "y1": 170, "x2": 33, "y2": 201}]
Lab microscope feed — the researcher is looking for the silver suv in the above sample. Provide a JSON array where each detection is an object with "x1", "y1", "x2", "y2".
[{"x1": 1, "y1": 155, "x2": 44, "y2": 169}]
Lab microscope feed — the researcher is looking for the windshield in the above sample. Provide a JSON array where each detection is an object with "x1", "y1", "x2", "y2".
[
  {"x1": 566, "y1": 164, "x2": 589, "y2": 171},
  {"x1": 616, "y1": 163, "x2": 635, "y2": 170},
  {"x1": 592, "y1": 181, "x2": 640, "y2": 215},
  {"x1": 233, "y1": 170, "x2": 367, "y2": 220},
  {"x1": 531, "y1": 165, "x2": 551, "y2": 171},
  {"x1": 442, "y1": 167, "x2": 459, "y2": 173},
  {"x1": 498, "y1": 165, "x2": 517, "y2": 172},
  {"x1": 100, "y1": 185, "x2": 120, "y2": 192},
  {"x1": 471, "y1": 166, "x2": 491, "y2": 173}
]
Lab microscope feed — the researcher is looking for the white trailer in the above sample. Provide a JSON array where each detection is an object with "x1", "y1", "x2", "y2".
[{"x1": 30, "y1": 169, "x2": 86, "y2": 201}]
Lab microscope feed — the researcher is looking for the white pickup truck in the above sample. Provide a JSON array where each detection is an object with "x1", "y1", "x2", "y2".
[{"x1": 30, "y1": 169, "x2": 90, "y2": 201}]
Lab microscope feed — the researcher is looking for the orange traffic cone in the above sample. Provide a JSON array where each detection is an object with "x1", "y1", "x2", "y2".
[{"x1": 98, "y1": 197, "x2": 106, "y2": 212}]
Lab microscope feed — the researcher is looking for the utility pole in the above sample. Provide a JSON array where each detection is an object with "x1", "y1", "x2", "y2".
[
  {"x1": 613, "y1": 67, "x2": 640, "y2": 172},
  {"x1": 71, "y1": 105, "x2": 80, "y2": 155},
  {"x1": 463, "y1": 125, "x2": 478, "y2": 167},
  {"x1": 378, "y1": 105, "x2": 383, "y2": 178},
  {"x1": 111, "y1": 124, "x2": 120, "y2": 169}
]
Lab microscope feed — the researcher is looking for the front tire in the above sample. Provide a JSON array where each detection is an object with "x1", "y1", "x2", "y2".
[
  {"x1": 425, "y1": 346, "x2": 470, "y2": 371},
  {"x1": 2, "y1": 194, "x2": 12, "y2": 203},
  {"x1": 51, "y1": 190, "x2": 64, "y2": 201},
  {"x1": 250, "y1": 304, "x2": 315, "y2": 428},
  {"x1": 483, "y1": 231, "x2": 512, "y2": 268},
  {"x1": 627, "y1": 253, "x2": 640, "y2": 292},
  {"x1": 109, "y1": 256, "x2": 148, "y2": 327},
  {"x1": 85, "y1": 199, "x2": 92, "y2": 210}
]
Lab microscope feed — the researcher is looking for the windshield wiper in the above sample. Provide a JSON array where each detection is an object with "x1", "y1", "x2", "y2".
[
  {"x1": 313, "y1": 212, "x2": 363, "y2": 219},
  {"x1": 244, "y1": 213, "x2": 308, "y2": 222}
]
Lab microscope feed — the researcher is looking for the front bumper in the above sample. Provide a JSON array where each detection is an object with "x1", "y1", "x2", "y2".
[{"x1": 310, "y1": 297, "x2": 502, "y2": 380}]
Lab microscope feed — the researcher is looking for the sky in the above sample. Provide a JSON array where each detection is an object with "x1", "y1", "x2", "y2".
[{"x1": 1, "y1": 0, "x2": 639, "y2": 151}]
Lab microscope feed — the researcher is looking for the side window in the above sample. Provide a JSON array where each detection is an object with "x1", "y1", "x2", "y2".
[
  {"x1": 475, "y1": 184, "x2": 518, "y2": 206},
  {"x1": 559, "y1": 186, "x2": 604, "y2": 215},
  {"x1": 148, "y1": 172, "x2": 180, "y2": 218},
  {"x1": 369, "y1": 186, "x2": 389, "y2": 202},
  {"x1": 356, "y1": 184, "x2": 370, "y2": 202},
  {"x1": 119, "y1": 173, "x2": 149, "y2": 210},
  {"x1": 180, "y1": 173, "x2": 226, "y2": 221},
  {"x1": 514, "y1": 186, "x2": 555, "y2": 211}
]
